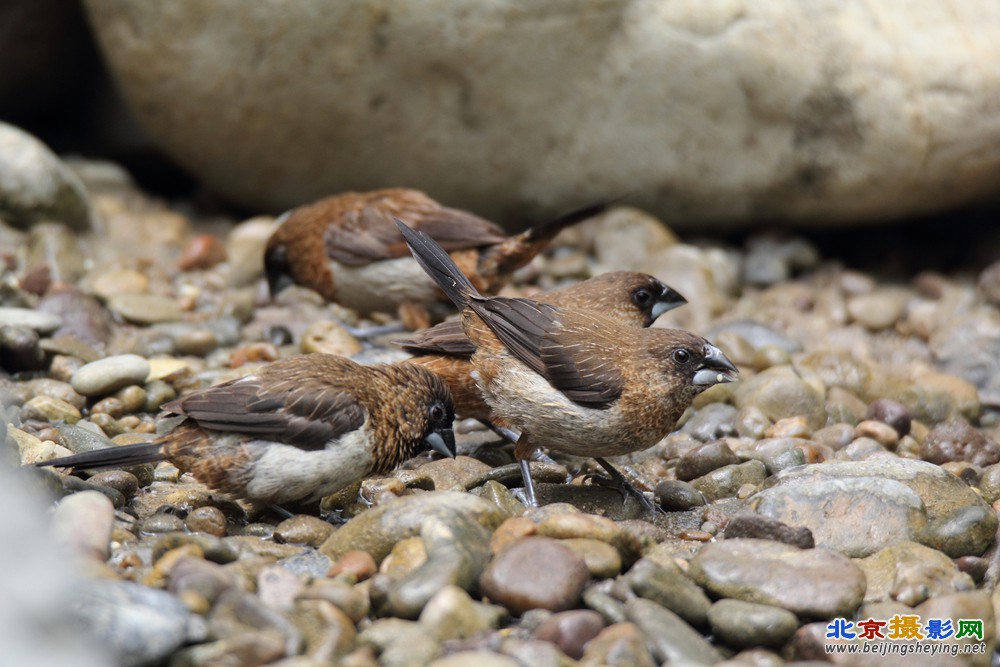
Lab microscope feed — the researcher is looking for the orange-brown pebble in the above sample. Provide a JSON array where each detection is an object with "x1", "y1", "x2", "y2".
[
  {"x1": 678, "y1": 530, "x2": 714, "y2": 542},
  {"x1": 489, "y1": 517, "x2": 537, "y2": 555},
  {"x1": 177, "y1": 234, "x2": 227, "y2": 271},
  {"x1": 328, "y1": 550, "x2": 378, "y2": 582},
  {"x1": 854, "y1": 419, "x2": 899, "y2": 448},
  {"x1": 795, "y1": 442, "x2": 829, "y2": 464},
  {"x1": 229, "y1": 342, "x2": 280, "y2": 368},
  {"x1": 764, "y1": 416, "x2": 812, "y2": 439}
]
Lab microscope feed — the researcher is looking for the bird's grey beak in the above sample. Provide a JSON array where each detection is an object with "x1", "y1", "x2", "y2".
[
  {"x1": 425, "y1": 428, "x2": 456, "y2": 458},
  {"x1": 650, "y1": 287, "x2": 688, "y2": 320},
  {"x1": 692, "y1": 344, "x2": 739, "y2": 386}
]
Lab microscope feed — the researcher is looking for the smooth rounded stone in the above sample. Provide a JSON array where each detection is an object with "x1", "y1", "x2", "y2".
[
  {"x1": 106, "y1": 294, "x2": 185, "y2": 325},
  {"x1": 979, "y1": 260, "x2": 1000, "y2": 305},
  {"x1": 956, "y1": 555, "x2": 989, "y2": 584},
  {"x1": 328, "y1": 550, "x2": 378, "y2": 581},
  {"x1": 185, "y1": 506, "x2": 228, "y2": 537},
  {"x1": 722, "y1": 513, "x2": 814, "y2": 549},
  {"x1": 25, "y1": 378, "x2": 87, "y2": 410},
  {"x1": 690, "y1": 539, "x2": 866, "y2": 618},
  {"x1": 941, "y1": 460, "x2": 981, "y2": 487},
  {"x1": 26, "y1": 395, "x2": 82, "y2": 424},
  {"x1": 139, "y1": 513, "x2": 185, "y2": 535},
  {"x1": 490, "y1": 517, "x2": 537, "y2": 555},
  {"x1": 847, "y1": 287, "x2": 911, "y2": 330},
  {"x1": 359, "y1": 618, "x2": 443, "y2": 667},
  {"x1": 72, "y1": 578, "x2": 203, "y2": 667},
  {"x1": 763, "y1": 415, "x2": 812, "y2": 439},
  {"x1": 749, "y1": 459, "x2": 998, "y2": 558},
  {"x1": 396, "y1": 455, "x2": 492, "y2": 491},
  {"x1": 0, "y1": 325, "x2": 45, "y2": 370},
  {"x1": 319, "y1": 491, "x2": 508, "y2": 562},
  {"x1": 87, "y1": 470, "x2": 140, "y2": 501},
  {"x1": 300, "y1": 320, "x2": 362, "y2": 357},
  {"x1": 225, "y1": 216, "x2": 275, "y2": 287},
  {"x1": 746, "y1": 438, "x2": 808, "y2": 474},
  {"x1": 471, "y1": 480, "x2": 526, "y2": 517},
  {"x1": 273, "y1": 515, "x2": 334, "y2": 547},
  {"x1": 427, "y1": 652, "x2": 518, "y2": 667},
  {"x1": 146, "y1": 357, "x2": 195, "y2": 382},
  {"x1": 177, "y1": 233, "x2": 227, "y2": 271},
  {"x1": 916, "y1": 591, "x2": 995, "y2": 665},
  {"x1": 838, "y1": 436, "x2": 890, "y2": 461},
  {"x1": 534, "y1": 609, "x2": 605, "y2": 660},
  {"x1": 167, "y1": 555, "x2": 241, "y2": 605},
  {"x1": 735, "y1": 405, "x2": 772, "y2": 440},
  {"x1": 922, "y1": 418, "x2": 1000, "y2": 466},
  {"x1": 143, "y1": 380, "x2": 177, "y2": 411},
  {"x1": 681, "y1": 403, "x2": 738, "y2": 442},
  {"x1": 625, "y1": 558, "x2": 711, "y2": 628},
  {"x1": 89, "y1": 268, "x2": 150, "y2": 300},
  {"x1": 38, "y1": 287, "x2": 115, "y2": 348},
  {"x1": 561, "y1": 539, "x2": 622, "y2": 578},
  {"x1": 710, "y1": 320, "x2": 802, "y2": 355},
  {"x1": 89, "y1": 412, "x2": 127, "y2": 437},
  {"x1": 257, "y1": 564, "x2": 304, "y2": 611},
  {"x1": 979, "y1": 463, "x2": 1000, "y2": 504},
  {"x1": 225, "y1": 535, "x2": 306, "y2": 561},
  {"x1": 71, "y1": 355, "x2": 151, "y2": 397},
  {"x1": 0, "y1": 307, "x2": 61, "y2": 333},
  {"x1": 479, "y1": 536, "x2": 589, "y2": 615},
  {"x1": 535, "y1": 512, "x2": 639, "y2": 565},
  {"x1": 173, "y1": 329, "x2": 219, "y2": 356},
  {"x1": 276, "y1": 550, "x2": 332, "y2": 580},
  {"x1": 866, "y1": 397, "x2": 912, "y2": 437},
  {"x1": 579, "y1": 622, "x2": 656, "y2": 667},
  {"x1": 654, "y1": 480, "x2": 706, "y2": 511},
  {"x1": 171, "y1": 633, "x2": 286, "y2": 667},
  {"x1": 588, "y1": 207, "x2": 677, "y2": 270},
  {"x1": 51, "y1": 490, "x2": 115, "y2": 562},
  {"x1": 857, "y1": 541, "x2": 975, "y2": 607},
  {"x1": 734, "y1": 366, "x2": 826, "y2": 430},
  {"x1": 153, "y1": 533, "x2": 239, "y2": 564},
  {"x1": 690, "y1": 460, "x2": 767, "y2": 502},
  {"x1": 707, "y1": 599, "x2": 799, "y2": 648},
  {"x1": 418, "y1": 585, "x2": 504, "y2": 641},
  {"x1": 386, "y1": 512, "x2": 492, "y2": 619},
  {"x1": 675, "y1": 440, "x2": 741, "y2": 481},
  {"x1": 0, "y1": 122, "x2": 91, "y2": 230},
  {"x1": 930, "y1": 312, "x2": 1000, "y2": 410},
  {"x1": 624, "y1": 598, "x2": 723, "y2": 665},
  {"x1": 812, "y1": 423, "x2": 855, "y2": 450}
]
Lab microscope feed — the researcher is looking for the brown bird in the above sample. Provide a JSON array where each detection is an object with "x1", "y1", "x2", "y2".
[
  {"x1": 398, "y1": 271, "x2": 687, "y2": 429},
  {"x1": 396, "y1": 219, "x2": 738, "y2": 509},
  {"x1": 38, "y1": 355, "x2": 456, "y2": 506},
  {"x1": 264, "y1": 188, "x2": 609, "y2": 328}
]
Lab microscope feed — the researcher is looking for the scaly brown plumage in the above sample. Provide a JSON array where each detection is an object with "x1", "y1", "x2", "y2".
[{"x1": 38, "y1": 355, "x2": 455, "y2": 506}]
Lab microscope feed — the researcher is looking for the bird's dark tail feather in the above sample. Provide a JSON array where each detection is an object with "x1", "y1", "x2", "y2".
[
  {"x1": 36, "y1": 442, "x2": 166, "y2": 470},
  {"x1": 395, "y1": 218, "x2": 480, "y2": 308},
  {"x1": 520, "y1": 196, "x2": 625, "y2": 244}
]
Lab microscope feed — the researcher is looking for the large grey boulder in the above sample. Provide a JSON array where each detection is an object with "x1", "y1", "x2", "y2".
[{"x1": 83, "y1": 0, "x2": 1000, "y2": 228}]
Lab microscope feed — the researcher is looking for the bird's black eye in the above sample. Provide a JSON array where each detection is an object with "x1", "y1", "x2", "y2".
[
  {"x1": 429, "y1": 404, "x2": 445, "y2": 422},
  {"x1": 633, "y1": 288, "x2": 653, "y2": 307},
  {"x1": 672, "y1": 349, "x2": 691, "y2": 364}
]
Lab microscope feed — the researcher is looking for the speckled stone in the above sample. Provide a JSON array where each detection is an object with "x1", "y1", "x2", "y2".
[{"x1": 707, "y1": 599, "x2": 799, "y2": 648}]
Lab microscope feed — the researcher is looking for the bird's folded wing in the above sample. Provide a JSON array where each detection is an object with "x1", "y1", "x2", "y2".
[
  {"x1": 325, "y1": 197, "x2": 507, "y2": 266},
  {"x1": 472, "y1": 297, "x2": 624, "y2": 410},
  {"x1": 397, "y1": 320, "x2": 477, "y2": 357},
  {"x1": 163, "y1": 372, "x2": 366, "y2": 451}
]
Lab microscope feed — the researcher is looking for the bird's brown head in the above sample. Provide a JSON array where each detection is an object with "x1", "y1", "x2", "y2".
[
  {"x1": 646, "y1": 329, "x2": 739, "y2": 400},
  {"x1": 547, "y1": 271, "x2": 687, "y2": 327},
  {"x1": 370, "y1": 362, "x2": 456, "y2": 470}
]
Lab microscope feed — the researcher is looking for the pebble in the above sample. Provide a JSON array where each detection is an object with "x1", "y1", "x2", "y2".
[
  {"x1": 185, "y1": 506, "x2": 228, "y2": 537},
  {"x1": 811, "y1": 423, "x2": 855, "y2": 449},
  {"x1": 172, "y1": 634, "x2": 286, "y2": 667},
  {"x1": 418, "y1": 585, "x2": 503, "y2": 641},
  {"x1": 707, "y1": 599, "x2": 799, "y2": 648},
  {"x1": 915, "y1": 591, "x2": 994, "y2": 662},
  {"x1": 107, "y1": 294, "x2": 185, "y2": 325},
  {"x1": 0, "y1": 306, "x2": 61, "y2": 333},
  {"x1": 534, "y1": 609, "x2": 605, "y2": 660},
  {"x1": 675, "y1": 441, "x2": 741, "y2": 481},
  {"x1": 26, "y1": 378, "x2": 87, "y2": 410},
  {"x1": 560, "y1": 538, "x2": 622, "y2": 578},
  {"x1": 273, "y1": 515, "x2": 334, "y2": 547},
  {"x1": 922, "y1": 418, "x2": 1000, "y2": 466},
  {"x1": 428, "y1": 652, "x2": 519, "y2": 667},
  {"x1": 748, "y1": 459, "x2": 998, "y2": 558},
  {"x1": 89, "y1": 268, "x2": 150, "y2": 299},
  {"x1": 624, "y1": 598, "x2": 723, "y2": 665},
  {"x1": 328, "y1": 550, "x2": 378, "y2": 582},
  {"x1": 71, "y1": 354, "x2": 151, "y2": 397},
  {"x1": 359, "y1": 618, "x2": 442, "y2": 667},
  {"x1": 140, "y1": 513, "x2": 186, "y2": 535},
  {"x1": 689, "y1": 539, "x2": 866, "y2": 618},
  {"x1": 653, "y1": 480, "x2": 706, "y2": 511},
  {"x1": 857, "y1": 541, "x2": 975, "y2": 607},
  {"x1": 690, "y1": 460, "x2": 767, "y2": 502},
  {"x1": 846, "y1": 287, "x2": 911, "y2": 330},
  {"x1": 733, "y1": 366, "x2": 826, "y2": 430},
  {"x1": 625, "y1": 558, "x2": 711, "y2": 628},
  {"x1": 26, "y1": 395, "x2": 81, "y2": 423},
  {"x1": 177, "y1": 234, "x2": 227, "y2": 271},
  {"x1": 722, "y1": 513, "x2": 815, "y2": 549},
  {"x1": 681, "y1": 403, "x2": 738, "y2": 442},
  {"x1": 87, "y1": 470, "x2": 140, "y2": 501},
  {"x1": 866, "y1": 397, "x2": 912, "y2": 436},
  {"x1": 51, "y1": 490, "x2": 116, "y2": 561},
  {"x1": 479, "y1": 537, "x2": 590, "y2": 615},
  {"x1": 300, "y1": 320, "x2": 362, "y2": 357},
  {"x1": 763, "y1": 415, "x2": 812, "y2": 439},
  {"x1": 579, "y1": 622, "x2": 656, "y2": 667},
  {"x1": 0, "y1": 324, "x2": 45, "y2": 370},
  {"x1": 746, "y1": 438, "x2": 808, "y2": 473}
]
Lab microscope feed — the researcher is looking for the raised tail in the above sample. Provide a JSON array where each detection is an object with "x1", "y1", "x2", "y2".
[
  {"x1": 36, "y1": 441, "x2": 166, "y2": 470},
  {"x1": 395, "y1": 218, "x2": 481, "y2": 308}
]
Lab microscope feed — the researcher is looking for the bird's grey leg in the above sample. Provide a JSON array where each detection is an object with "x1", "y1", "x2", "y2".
[{"x1": 593, "y1": 457, "x2": 661, "y2": 514}]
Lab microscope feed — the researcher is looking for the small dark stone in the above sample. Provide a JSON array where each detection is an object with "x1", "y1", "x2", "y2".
[
  {"x1": 723, "y1": 514, "x2": 815, "y2": 549},
  {"x1": 534, "y1": 610, "x2": 605, "y2": 659},
  {"x1": 675, "y1": 441, "x2": 741, "y2": 482},
  {"x1": 654, "y1": 480, "x2": 706, "y2": 511},
  {"x1": 922, "y1": 419, "x2": 1000, "y2": 467},
  {"x1": 185, "y1": 506, "x2": 228, "y2": 537},
  {"x1": 866, "y1": 398, "x2": 911, "y2": 437},
  {"x1": 87, "y1": 470, "x2": 140, "y2": 501},
  {"x1": 0, "y1": 325, "x2": 45, "y2": 371},
  {"x1": 955, "y1": 556, "x2": 988, "y2": 584},
  {"x1": 139, "y1": 513, "x2": 185, "y2": 534}
]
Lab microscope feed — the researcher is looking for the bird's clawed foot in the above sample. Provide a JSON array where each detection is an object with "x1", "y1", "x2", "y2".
[
  {"x1": 514, "y1": 458, "x2": 539, "y2": 508},
  {"x1": 592, "y1": 458, "x2": 662, "y2": 514}
]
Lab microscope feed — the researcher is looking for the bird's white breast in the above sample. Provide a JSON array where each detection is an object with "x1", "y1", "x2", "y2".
[{"x1": 331, "y1": 257, "x2": 440, "y2": 312}]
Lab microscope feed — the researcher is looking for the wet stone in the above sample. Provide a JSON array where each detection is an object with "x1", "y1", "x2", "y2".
[
  {"x1": 87, "y1": 470, "x2": 140, "y2": 501},
  {"x1": 625, "y1": 598, "x2": 723, "y2": 665},
  {"x1": 479, "y1": 536, "x2": 589, "y2": 615},
  {"x1": 675, "y1": 440, "x2": 741, "y2": 481},
  {"x1": 747, "y1": 437, "x2": 808, "y2": 474},
  {"x1": 140, "y1": 513, "x2": 185, "y2": 535},
  {"x1": 734, "y1": 365, "x2": 826, "y2": 430},
  {"x1": 654, "y1": 480, "x2": 706, "y2": 511},
  {"x1": 185, "y1": 506, "x2": 228, "y2": 537},
  {"x1": 922, "y1": 418, "x2": 1000, "y2": 467},
  {"x1": 690, "y1": 459, "x2": 767, "y2": 502},
  {"x1": 328, "y1": 550, "x2": 378, "y2": 581},
  {"x1": 625, "y1": 558, "x2": 711, "y2": 628},
  {"x1": 0, "y1": 325, "x2": 45, "y2": 370},
  {"x1": 418, "y1": 585, "x2": 504, "y2": 641},
  {"x1": 689, "y1": 539, "x2": 866, "y2": 618},
  {"x1": 534, "y1": 609, "x2": 605, "y2": 660},
  {"x1": 273, "y1": 515, "x2": 334, "y2": 547},
  {"x1": 681, "y1": 403, "x2": 738, "y2": 442},
  {"x1": 866, "y1": 398, "x2": 912, "y2": 437},
  {"x1": 857, "y1": 541, "x2": 975, "y2": 606},
  {"x1": 71, "y1": 354, "x2": 151, "y2": 397},
  {"x1": 561, "y1": 538, "x2": 622, "y2": 578},
  {"x1": 579, "y1": 622, "x2": 656, "y2": 667},
  {"x1": 722, "y1": 513, "x2": 815, "y2": 549},
  {"x1": 707, "y1": 599, "x2": 799, "y2": 648}
]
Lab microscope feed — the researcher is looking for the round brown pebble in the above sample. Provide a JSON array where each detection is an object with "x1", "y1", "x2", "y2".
[
  {"x1": 177, "y1": 234, "x2": 227, "y2": 271},
  {"x1": 866, "y1": 398, "x2": 911, "y2": 437},
  {"x1": 273, "y1": 514, "x2": 334, "y2": 547},
  {"x1": 535, "y1": 609, "x2": 606, "y2": 660},
  {"x1": 921, "y1": 419, "x2": 1000, "y2": 467},
  {"x1": 479, "y1": 536, "x2": 590, "y2": 615},
  {"x1": 654, "y1": 480, "x2": 707, "y2": 511},
  {"x1": 185, "y1": 506, "x2": 228, "y2": 537},
  {"x1": 489, "y1": 517, "x2": 537, "y2": 555},
  {"x1": 329, "y1": 550, "x2": 378, "y2": 582},
  {"x1": 87, "y1": 470, "x2": 140, "y2": 501},
  {"x1": 854, "y1": 420, "x2": 899, "y2": 448},
  {"x1": 675, "y1": 441, "x2": 741, "y2": 481}
]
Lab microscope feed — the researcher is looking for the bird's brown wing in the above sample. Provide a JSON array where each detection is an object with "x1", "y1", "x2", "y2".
[
  {"x1": 397, "y1": 320, "x2": 477, "y2": 357},
  {"x1": 471, "y1": 297, "x2": 625, "y2": 409},
  {"x1": 325, "y1": 190, "x2": 507, "y2": 266},
  {"x1": 162, "y1": 358, "x2": 367, "y2": 451}
]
